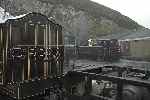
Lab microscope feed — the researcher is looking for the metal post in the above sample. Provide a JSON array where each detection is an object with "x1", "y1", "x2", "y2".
[
  {"x1": 17, "y1": 83, "x2": 20, "y2": 100},
  {"x1": 25, "y1": 22, "x2": 27, "y2": 33},
  {"x1": 4, "y1": 25, "x2": 9, "y2": 83},
  {"x1": 22, "y1": 64, "x2": 24, "y2": 81},
  {"x1": 5, "y1": 24, "x2": 9, "y2": 82},
  {"x1": 46, "y1": 24, "x2": 48, "y2": 77},
  {"x1": 56, "y1": 26, "x2": 59, "y2": 75},
  {"x1": 84, "y1": 76, "x2": 92, "y2": 95},
  {"x1": 34, "y1": 24, "x2": 38, "y2": 46},
  {"x1": 0, "y1": 28, "x2": 2, "y2": 44},
  {"x1": 48, "y1": 24, "x2": 51, "y2": 75},
  {"x1": 49, "y1": 24, "x2": 51, "y2": 46},
  {"x1": 44, "y1": 24, "x2": 48, "y2": 78},
  {"x1": 9, "y1": 23, "x2": 12, "y2": 46},
  {"x1": 2, "y1": 48, "x2": 4, "y2": 84},
  {"x1": 27, "y1": 47, "x2": 30, "y2": 80},
  {"x1": 9, "y1": 23, "x2": 14, "y2": 82},
  {"x1": 116, "y1": 81, "x2": 123, "y2": 100},
  {"x1": 57, "y1": 26, "x2": 59, "y2": 50},
  {"x1": 0, "y1": 28, "x2": 4, "y2": 84},
  {"x1": 116, "y1": 68, "x2": 123, "y2": 100},
  {"x1": 22, "y1": 23, "x2": 27, "y2": 81}
]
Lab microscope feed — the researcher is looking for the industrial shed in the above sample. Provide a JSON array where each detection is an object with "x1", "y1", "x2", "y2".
[
  {"x1": 99, "y1": 30, "x2": 150, "y2": 61},
  {"x1": 120, "y1": 31, "x2": 150, "y2": 60}
]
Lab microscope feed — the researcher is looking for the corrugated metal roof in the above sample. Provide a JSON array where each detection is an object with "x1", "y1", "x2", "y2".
[
  {"x1": 98, "y1": 30, "x2": 150, "y2": 41},
  {"x1": 120, "y1": 31, "x2": 150, "y2": 40},
  {"x1": 98, "y1": 32, "x2": 132, "y2": 40}
]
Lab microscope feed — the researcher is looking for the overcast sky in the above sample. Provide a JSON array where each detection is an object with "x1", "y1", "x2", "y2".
[{"x1": 91, "y1": 0, "x2": 150, "y2": 29}]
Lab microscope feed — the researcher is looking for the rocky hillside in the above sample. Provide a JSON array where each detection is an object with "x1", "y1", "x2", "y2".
[{"x1": 0, "y1": 0, "x2": 144, "y2": 45}]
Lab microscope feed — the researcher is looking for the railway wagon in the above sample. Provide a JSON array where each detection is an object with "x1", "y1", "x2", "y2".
[
  {"x1": 97, "y1": 39, "x2": 121, "y2": 61},
  {"x1": 0, "y1": 12, "x2": 64, "y2": 100},
  {"x1": 77, "y1": 39, "x2": 121, "y2": 61}
]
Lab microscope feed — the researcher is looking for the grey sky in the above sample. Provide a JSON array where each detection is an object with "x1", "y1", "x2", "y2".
[{"x1": 91, "y1": 0, "x2": 150, "y2": 29}]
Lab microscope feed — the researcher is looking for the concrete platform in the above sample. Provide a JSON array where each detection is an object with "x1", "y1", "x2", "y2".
[{"x1": 73, "y1": 59, "x2": 150, "y2": 71}]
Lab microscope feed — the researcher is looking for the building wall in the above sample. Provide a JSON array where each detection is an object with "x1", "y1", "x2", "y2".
[
  {"x1": 129, "y1": 39, "x2": 150, "y2": 59},
  {"x1": 119, "y1": 41, "x2": 130, "y2": 56}
]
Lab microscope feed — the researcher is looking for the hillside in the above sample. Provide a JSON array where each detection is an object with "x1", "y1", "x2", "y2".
[{"x1": 0, "y1": 0, "x2": 145, "y2": 45}]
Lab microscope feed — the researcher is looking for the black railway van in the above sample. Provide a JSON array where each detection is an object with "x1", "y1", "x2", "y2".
[
  {"x1": 0, "y1": 12, "x2": 64, "y2": 99},
  {"x1": 97, "y1": 39, "x2": 121, "y2": 61}
]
